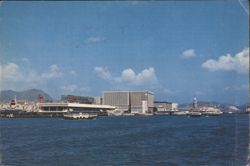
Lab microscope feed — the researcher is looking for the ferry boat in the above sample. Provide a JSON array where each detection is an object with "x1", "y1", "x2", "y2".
[
  {"x1": 201, "y1": 107, "x2": 223, "y2": 116},
  {"x1": 63, "y1": 112, "x2": 97, "y2": 120}
]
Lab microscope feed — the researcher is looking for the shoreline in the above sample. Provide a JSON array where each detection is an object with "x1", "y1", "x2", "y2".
[{"x1": 0, "y1": 111, "x2": 248, "y2": 119}]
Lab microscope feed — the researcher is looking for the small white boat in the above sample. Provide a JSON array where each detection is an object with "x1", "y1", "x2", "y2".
[
  {"x1": 173, "y1": 111, "x2": 188, "y2": 116},
  {"x1": 107, "y1": 109, "x2": 123, "y2": 116},
  {"x1": 154, "y1": 111, "x2": 170, "y2": 115},
  {"x1": 134, "y1": 113, "x2": 154, "y2": 116},
  {"x1": 63, "y1": 112, "x2": 97, "y2": 120},
  {"x1": 122, "y1": 113, "x2": 135, "y2": 116},
  {"x1": 202, "y1": 111, "x2": 223, "y2": 116}
]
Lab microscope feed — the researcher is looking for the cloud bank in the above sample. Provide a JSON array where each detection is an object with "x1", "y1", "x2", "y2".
[
  {"x1": 201, "y1": 48, "x2": 249, "y2": 74},
  {"x1": 41, "y1": 64, "x2": 62, "y2": 79},
  {"x1": 94, "y1": 67, "x2": 158, "y2": 86},
  {"x1": 0, "y1": 63, "x2": 63, "y2": 88}
]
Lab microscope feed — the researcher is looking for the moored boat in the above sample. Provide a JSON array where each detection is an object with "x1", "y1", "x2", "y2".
[
  {"x1": 188, "y1": 111, "x2": 202, "y2": 117},
  {"x1": 173, "y1": 111, "x2": 188, "y2": 116},
  {"x1": 154, "y1": 111, "x2": 170, "y2": 115},
  {"x1": 122, "y1": 113, "x2": 135, "y2": 116},
  {"x1": 134, "y1": 113, "x2": 154, "y2": 116},
  {"x1": 201, "y1": 107, "x2": 223, "y2": 116},
  {"x1": 202, "y1": 111, "x2": 223, "y2": 116}
]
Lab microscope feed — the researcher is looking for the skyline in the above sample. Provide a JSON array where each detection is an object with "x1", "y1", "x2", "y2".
[{"x1": 0, "y1": 1, "x2": 249, "y2": 105}]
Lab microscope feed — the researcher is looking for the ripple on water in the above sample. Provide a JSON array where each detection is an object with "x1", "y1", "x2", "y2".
[{"x1": 0, "y1": 115, "x2": 249, "y2": 166}]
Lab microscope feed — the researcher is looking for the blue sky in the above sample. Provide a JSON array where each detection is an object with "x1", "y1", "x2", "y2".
[{"x1": 0, "y1": 1, "x2": 249, "y2": 105}]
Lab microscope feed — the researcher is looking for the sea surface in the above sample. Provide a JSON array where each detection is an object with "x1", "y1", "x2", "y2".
[{"x1": 0, "y1": 114, "x2": 249, "y2": 166}]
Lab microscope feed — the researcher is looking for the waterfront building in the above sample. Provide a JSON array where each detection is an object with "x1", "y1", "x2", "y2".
[
  {"x1": 103, "y1": 91, "x2": 130, "y2": 112},
  {"x1": 154, "y1": 101, "x2": 178, "y2": 112},
  {"x1": 103, "y1": 91, "x2": 154, "y2": 114},
  {"x1": 130, "y1": 91, "x2": 154, "y2": 114},
  {"x1": 94, "y1": 96, "x2": 102, "y2": 104},
  {"x1": 172, "y1": 103, "x2": 178, "y2": 111},
  {"x1": 61, "y1": 95, "x2": 94, "y2": 104}
]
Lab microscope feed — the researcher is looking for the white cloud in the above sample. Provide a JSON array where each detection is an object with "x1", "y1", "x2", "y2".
[
  {"x1": 201, "y1": 48, "x2": 249, "y2": 74},
  {"x1": 0, "y1": 63, "x2": 65, "y2": 91},
  {"x1": 94, "y1": 67, "x2": 158, "y2": 86},
  {"x1": 94, "y1": 67, "x2": 113, "y2": 82},
  {"x1": 0, "y1": 63, "x2": 46, "y2": 84},
  {"x1": 181, "y1": 49, "x2": 196, "y2": 58},
  {"x1": 0, "y1": 63, "x2": 21, "y2": 81},
  {"x1": 25, "y1": 64, "x2": 62, "y2": 82},
  {"x1": 60, "y1": 84, "x2": 91, "y2": 94},
  {"x1": 85, "y1": 37, "x2": 106, "y2": 44},
  {"x1": 41, "y1": 64, "x2": 62, "y2": 79},
  {"x1": 122, "y1": 67, "x2": 157, "y2": 85}
]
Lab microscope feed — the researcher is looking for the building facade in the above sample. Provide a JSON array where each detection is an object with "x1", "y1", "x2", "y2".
[
  {"x1": 94, "y1": 96, "x2": 102, "y2": 104},
  {"x1": 130, "y1": 91, "x2": 154, "y2": 114},
  {"x1": 103, "y1": 91, "x2": 130, "y2": 112},
  {"x1": 103, "y1": 91, "x2": 154, "y2": 114},
  {"x1": 154, "y1": 101, "x2": 178, "y2": 112}
]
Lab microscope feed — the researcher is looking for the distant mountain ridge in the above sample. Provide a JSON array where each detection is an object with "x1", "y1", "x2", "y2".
[{"x1": 0, "y1": 89, "x2": 53, "y2": 102}]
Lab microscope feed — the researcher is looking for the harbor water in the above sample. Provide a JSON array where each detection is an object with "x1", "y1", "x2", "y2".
[{"x1": 0, "y1": 114, "x2": 249, "y2": 166}]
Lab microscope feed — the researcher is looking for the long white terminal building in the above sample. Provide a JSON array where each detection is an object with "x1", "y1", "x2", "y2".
[{"x1": 37, "y1": 102, "x2": 115, "y2": 113}]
